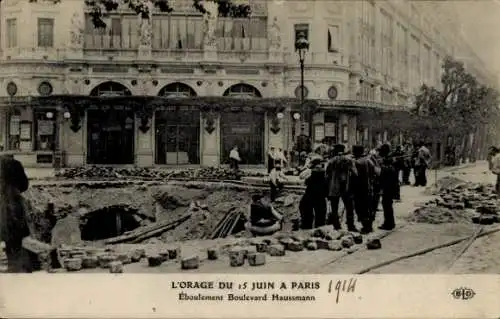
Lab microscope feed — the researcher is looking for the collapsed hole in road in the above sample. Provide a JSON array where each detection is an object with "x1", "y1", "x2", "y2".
[{"x1": 80, "y1": 206, "x2": 142, "y2": 241}]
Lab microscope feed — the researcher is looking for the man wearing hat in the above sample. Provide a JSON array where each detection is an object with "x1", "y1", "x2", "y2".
[
  {"x1": 299, "y1": 155, "x2": 328, "y2": 229},
  {"x1": 378, "y1": 143, "x2": 398, "y2": 230},
  {"x1": 325, "y1": 144, "x2": 358, "y2": 231},
  {"x1": 245, "y1": 192, "x2": 283, "y2": 236},
  {"x1": 351, "y1": 145, "x2": 376, "y2": 233}
]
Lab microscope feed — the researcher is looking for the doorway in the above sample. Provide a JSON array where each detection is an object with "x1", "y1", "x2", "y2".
[
  {"x1": 87, "y1": 109, "x2": 135, "y2": 164},
  {"x1": 220, "y1": 111, "x2": 265, "y2": 165}
]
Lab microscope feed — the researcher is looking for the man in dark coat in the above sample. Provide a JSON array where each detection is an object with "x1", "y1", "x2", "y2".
[
  {"x1": 0, "y1": 155, "x2": 32, "y2": 272},
  {"x1": 378, "y1": 144, "x2": 399, "y2": 230},
  {"x1": 401, "y1": 142, "x2": 413, "y2": 185},
  {"x1": 299, "y1": 157, "x2": 328, "y2": 229},
  {"x1": 368, "y1": 148, "x2": 382, "y2": 216},
  {"x1": 351, "y1": 145, "x2": 376, "y2": 233},
  {"x1": 391, "y1": 145, "x2": 404, "y2": 201},
  {"x1": 325, "y1": 144, "x2": 358, "y2": 231}
]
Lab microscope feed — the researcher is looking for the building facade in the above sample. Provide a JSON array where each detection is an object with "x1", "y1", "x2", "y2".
[{"x1": 0, "y1": 0, "x2": 494, "y2": 167}]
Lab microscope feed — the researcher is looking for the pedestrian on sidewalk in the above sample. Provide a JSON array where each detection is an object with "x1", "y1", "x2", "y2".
[
  {"x1": 229, "y1": 145, "x2": 241, "y2": 171},
  {"x1": 489, "y1": 146, "x2": 500, "y2": 194},
  {"x1": 414, "y1": 141, "x2": 431, "y2": 187},
  {"x1": 401, "y1": 142, "x2": 413, "y2": 185},
  {"x1": 0, "y1": 155, "x2": 33, "y2": 273},
  {"x1": 378, "y1": 144, "x2": 398, "y2": 231}
]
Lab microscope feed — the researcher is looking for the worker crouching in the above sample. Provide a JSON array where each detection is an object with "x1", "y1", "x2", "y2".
[{"x1": 245, "y1": 193, "x2": 283, "y2": 236}]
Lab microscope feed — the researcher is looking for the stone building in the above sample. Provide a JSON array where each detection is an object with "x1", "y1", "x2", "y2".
[{"x1": 0, "y1": 0, "x2": 494, "y2": 167}]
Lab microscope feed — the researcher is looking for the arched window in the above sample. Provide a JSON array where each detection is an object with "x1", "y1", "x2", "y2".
[
  {"x1": 90, "y1": 81, "x2": 132, "y2": 96},
  {"x1": 223, "y1": 84, "x2": 262, "y2": 98},
  {"x1": 158, "y1": 82, "x2": 197, "y2": 97}
]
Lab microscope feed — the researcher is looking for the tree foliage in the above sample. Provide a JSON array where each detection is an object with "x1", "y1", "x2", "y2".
[
  {"x1": 83, "y1": 0, "x2": 251, "y2": 28},
  {"x1": 412, "y1": 56, "x2": 499, "y2": 143}
]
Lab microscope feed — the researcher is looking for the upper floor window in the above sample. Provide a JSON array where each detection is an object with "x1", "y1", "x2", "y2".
[
  {"x1": 6, "y1": 18, "x2": 17, "y2": 48},
  {"x1": 327, "y1": 25, "x2": 339, "y2": 52},
  {"x1": 38, "y1": 18, "x2": 54, "y2": 47},
  {"x1": 294, "y1": 23, "x2": 309, "y2": 44}
]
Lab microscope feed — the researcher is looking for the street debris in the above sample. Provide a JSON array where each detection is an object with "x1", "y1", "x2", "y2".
[
  {"x1": 56, "y1": 166, "x2": 266, "y2": 181},
  {"x1": 409, "y1": 177, "x2": 499, "y2": 225}
]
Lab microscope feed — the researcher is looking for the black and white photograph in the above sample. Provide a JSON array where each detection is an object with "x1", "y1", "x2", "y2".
[{"x1": 0, "y1": 0, "x2": 500, "y2": 315}]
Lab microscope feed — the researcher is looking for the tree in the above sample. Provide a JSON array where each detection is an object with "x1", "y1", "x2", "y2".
[
  {"x1": 412, "y1": 55, "x2": 499, "y2": 161},
  {"x1": 84, "y1": 0, "x2": 251, "y2": 28},
  {"x1": 0, "y1": 0, "x2": 252, "y2": 28}
]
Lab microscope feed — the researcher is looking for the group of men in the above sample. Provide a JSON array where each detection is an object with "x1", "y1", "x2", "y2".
[
  {"x1": 298, "y1": 143, "x2": 398, "y2": 234},
  {"x1": 248, "y1": 140, "x2": 432, "y2": 237}
]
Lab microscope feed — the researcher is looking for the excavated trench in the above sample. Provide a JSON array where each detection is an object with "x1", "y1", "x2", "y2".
[
  {"x1": 24, "y1": 182, "x2": 302, "y2": 246},
  {"x1": 80, "y1": 206, "x2": 142, "y2": 241}
]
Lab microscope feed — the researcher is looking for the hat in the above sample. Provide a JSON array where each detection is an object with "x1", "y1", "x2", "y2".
[
  {"x1": 379, "y1": 143, "x2": 391, "y2": 157},
  {"x1": 333, "y1": 144, "x2": 345, "y2": 155},
  {"x1": 352, "y1": 145, "x2": 364, "y2": 157}
]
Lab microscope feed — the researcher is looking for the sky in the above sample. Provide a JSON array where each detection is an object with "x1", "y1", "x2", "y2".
[{"x1": 444, "y1": 0, "x2": 500, "y2": 78}]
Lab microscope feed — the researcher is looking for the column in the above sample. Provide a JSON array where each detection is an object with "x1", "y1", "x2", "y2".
[
  {"x1": 64, "y1": 112, "x2": 86, "y2": 166},
  {"x1": 201, "y1": 112, "x2": 220, "y2": 166},
  {"x1": 0, "y1": 108, "x2": 6, "y2": 150}
]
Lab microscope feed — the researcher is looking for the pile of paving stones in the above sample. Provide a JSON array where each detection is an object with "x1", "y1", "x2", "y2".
[
  {"x1": 54, "y1": 245, "x2": 149, "y2": 273},
  {"x1": 45, "y1": 225, "x2": 382, "y2": 272},
  {"x1": 409, "y1": 180, "x2": 500, "y2": 224},
  {"x1": 56, "y1": 166, "x2": 266, "y2": 181}
]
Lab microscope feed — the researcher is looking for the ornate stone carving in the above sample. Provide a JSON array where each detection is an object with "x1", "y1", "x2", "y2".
[
  {"x1": 139, "y1": 14, "x2": 153, "y2": 47},
  {"x1": 268, "y1": 17, "x2": 281, "y2": 50},
  {"x1": 203, "y1": 1, "x2": 218, "y2": 47},
  {"x1": 69, "y1": 11, "x2": 84, "y2": 48}
]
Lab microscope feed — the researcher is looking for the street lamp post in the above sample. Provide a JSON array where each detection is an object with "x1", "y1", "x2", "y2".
[{"x1": 295, "y1": 32, "x2": 309, "y2": 136}]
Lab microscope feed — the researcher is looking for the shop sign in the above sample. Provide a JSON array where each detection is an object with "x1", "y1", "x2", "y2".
[
  {"x1": 20, "y1": 123, "x2": 32, "y2": 140},
  {"x1": 38, "y1": 120, "x2": 54, "y2": 135},
  {"x1": 325, "y1": 122, "x2": 336, "y2": 137},
  {"x1": 231, "y1": 125, "x2": 251, "y2": 134},
  {"x1": 9, "y1": 115, "x2": 20, "y2": 135}
]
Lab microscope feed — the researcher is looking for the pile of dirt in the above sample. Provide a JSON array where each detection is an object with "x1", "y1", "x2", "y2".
[
  {"x1": 55, "y1": 166, "x2": 266, "y2": 181},
  {"x1": 407, "y1": 206, "x2": 474, "y2": 224},
  {"x1": 424, "y1": 176, "x2": 467, "y2": 195},
  {"x1": 409, "y1": 180, "x2": 500, "y2": 225}
]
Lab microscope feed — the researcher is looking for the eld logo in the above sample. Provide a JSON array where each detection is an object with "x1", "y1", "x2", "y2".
[{"x1": 451, "y1": 287, "x2": 476, "y2": 300}]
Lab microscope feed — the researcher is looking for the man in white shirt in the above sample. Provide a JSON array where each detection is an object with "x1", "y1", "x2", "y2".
[{"x1": 229, "y1": 145, "x2": 241, "y2": 171}]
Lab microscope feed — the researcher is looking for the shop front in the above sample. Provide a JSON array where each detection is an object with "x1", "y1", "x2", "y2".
[{"x1": 220, "y1": 111, "x2": 265, "y2": 165}]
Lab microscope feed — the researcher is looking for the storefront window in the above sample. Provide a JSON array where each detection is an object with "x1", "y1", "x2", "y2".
[
  {"x1": 34, "y1": 109, "x2": 56, "y2": 151},
  {"x1": 323, "y1": 113, "x2": 338, "y2": 146},
  {"x1": 7, "y1": 112, "x2": 21, "y2": 150}
]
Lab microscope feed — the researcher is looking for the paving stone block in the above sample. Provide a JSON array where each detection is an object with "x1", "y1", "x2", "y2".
[
  {"x1": 64, "y1": 258, "x2": 82, "y2": 272},
  {"x1": 247, "y1": 253, "x2": 266, "y2": 266},
  {"x1": 109, "y1": 261, "x2": 123, "y2": 273},
  {"x1": 82, "y1": 256, "x2": 99, "y2": 269},
  {"x1": 267, "y1": 244, "x2": 286, "y2": 256},
  {"x1": 147, "y1": 254, "x2": 163, "y2": 267},
  {"x1": 181, "y1": 256, "x2": 200, "y2": 270},
  {"x1": 207, "y1": 248, "x2": 218, "y2": 260}
]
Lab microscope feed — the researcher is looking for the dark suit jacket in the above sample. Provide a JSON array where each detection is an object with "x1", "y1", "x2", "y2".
[{"x1": 0, "y1": 156, "x2": 30, "y2": 243}]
